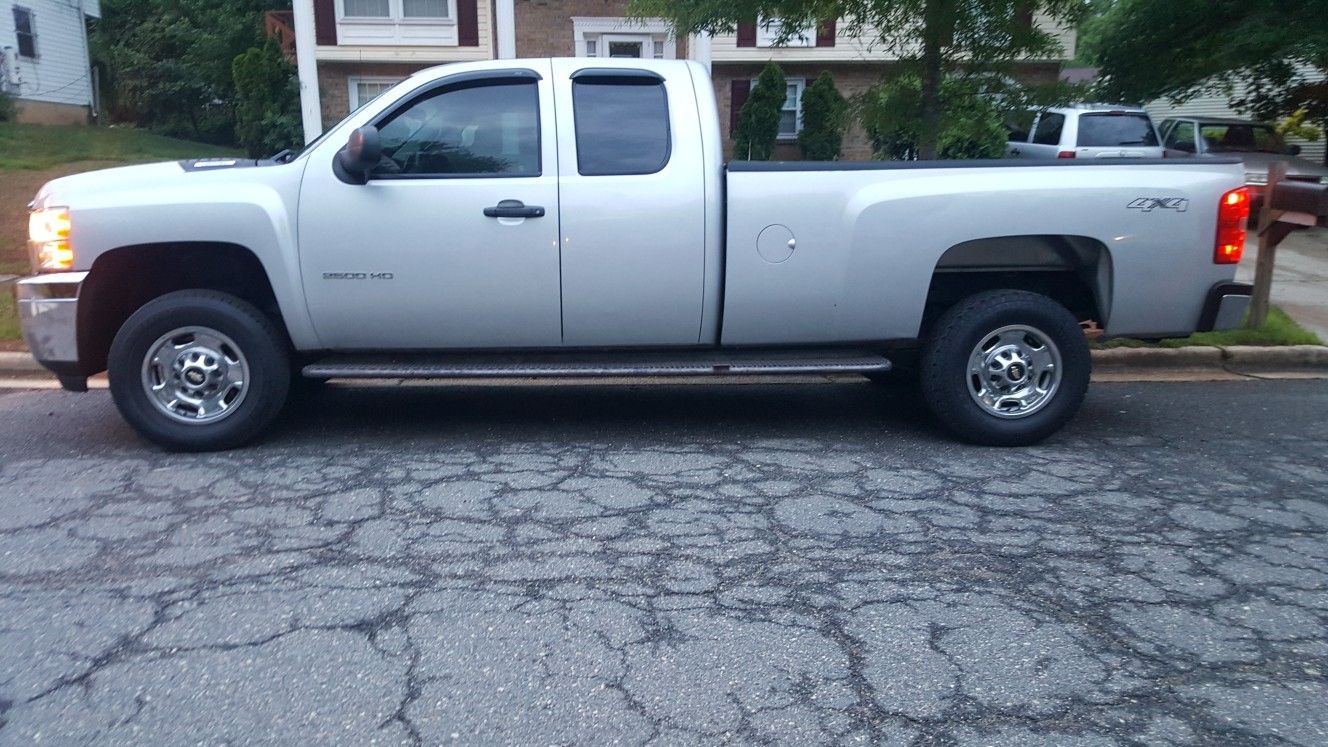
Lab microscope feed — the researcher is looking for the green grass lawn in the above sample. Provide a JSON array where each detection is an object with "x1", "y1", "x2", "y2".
[
  {"x1": 0, "y1": 122, "x2": 240, "y2": 171},
  {"x1": 0, "y1": 291, "x2": 17, "y2": 342},
  {"x1": 1095, "y1": 307, "x2": 1323, "y2": 349}
]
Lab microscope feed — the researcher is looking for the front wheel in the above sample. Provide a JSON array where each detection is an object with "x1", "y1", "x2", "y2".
[
  {"x1": 108, "y1": 290, "x2": 291, "y2": 451},
  {"x1": 920, "y1": 290, "x2": 1089, "y2": 446}
]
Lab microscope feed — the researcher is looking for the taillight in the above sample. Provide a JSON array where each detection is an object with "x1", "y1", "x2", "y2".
[
  {"x1": 1215, "y1": 187, "x2": 1250, "y2": 264},
  {"x1": 1057, "y1": 150, "x2": 1076, "y2": 159}
]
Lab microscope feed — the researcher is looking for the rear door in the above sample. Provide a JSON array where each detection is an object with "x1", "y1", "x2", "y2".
[
  {"x1": 550, "y1": 60, "x2": 707, "y2": 346},
  {"x1": 1072, "y1": 112, "x2": 1164, "y2": 158}
]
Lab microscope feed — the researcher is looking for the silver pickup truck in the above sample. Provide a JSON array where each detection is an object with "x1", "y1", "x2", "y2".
[{"x1": 18, "y1": 59, "x2": 1253, "y2": 451}]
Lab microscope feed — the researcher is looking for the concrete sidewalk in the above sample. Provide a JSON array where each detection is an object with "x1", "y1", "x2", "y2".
[{"x1": 1238, "y1": 226, "x2": 1328, "y2": 341}]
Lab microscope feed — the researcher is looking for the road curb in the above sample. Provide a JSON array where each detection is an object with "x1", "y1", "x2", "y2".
[
  {"x1": 0, "y1": 351, "x2": 44, "y2": 374},
  {"x1": 3, "y1": 346, "x2": 1327, "y2": 380}
]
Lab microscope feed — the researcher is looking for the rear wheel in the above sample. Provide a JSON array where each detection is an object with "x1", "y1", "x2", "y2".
[
  {"x1": 920, "y1": 290, "x2": 1089, "y2": 446},
  {"x1": 108, "y1": 290, "x2": 290, "y2": 451}
]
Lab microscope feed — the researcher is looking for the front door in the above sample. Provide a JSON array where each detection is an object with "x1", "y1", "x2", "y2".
[{"x1": 298, "y1": 65, "x2": 562, "y2": 350}]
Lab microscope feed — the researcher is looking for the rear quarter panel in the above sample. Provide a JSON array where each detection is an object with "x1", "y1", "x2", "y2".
[{"x1": 721, "y1": 161, "x2": 1246, "y2": 344}]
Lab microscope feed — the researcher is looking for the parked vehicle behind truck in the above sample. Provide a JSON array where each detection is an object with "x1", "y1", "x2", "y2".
[
  {"x1": 1006, "y1": 104, "x2": 1165, "y2": 160},
  {"x1": 17, "y1": 59, "x2": 1253, "y2": 451}
]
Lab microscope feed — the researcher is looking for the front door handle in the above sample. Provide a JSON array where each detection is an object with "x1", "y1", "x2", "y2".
[{"x1": 483, "y1": 199, "x2": 545, "y2": 219}]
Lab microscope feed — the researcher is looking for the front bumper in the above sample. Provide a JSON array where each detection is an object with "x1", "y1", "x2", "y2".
[
  {"x1": 1197, "y1": 281, "x2": 1252, "y2": 332},
  {"x1": 15, "y1": 272, "x2": 89, "y2": 391}
]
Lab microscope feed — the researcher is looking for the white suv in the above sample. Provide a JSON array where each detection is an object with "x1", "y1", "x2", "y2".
[{"x1": 1005, "y1": 105, "x2": 1165, "y2": 160}]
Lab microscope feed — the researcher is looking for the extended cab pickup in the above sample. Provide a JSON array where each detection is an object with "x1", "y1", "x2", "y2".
[{"x1": 17, "y1": 59, "x2": 1254, "y2": 451}]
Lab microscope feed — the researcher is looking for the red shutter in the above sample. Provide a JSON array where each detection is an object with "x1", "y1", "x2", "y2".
[
  {"x1": 816, "y1": 19, "x2": 836, "y2": 47},
  {"x1": 730, "y1": 79, "x2": 751, "y2": 135},
  {"x1": 736, "y1": 22, "x2": 757, "y2": 47},
  {"x1": 458, "y1": 0, "x2": 479, "y2": 46},
  {"x1": 313, "y1": 0, "x2": 336, "y2": 45}
]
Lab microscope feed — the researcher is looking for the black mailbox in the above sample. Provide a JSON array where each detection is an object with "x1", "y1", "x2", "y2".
[{"x1": 1270, "y1": 179, "x2": 1328, "y2": 226}]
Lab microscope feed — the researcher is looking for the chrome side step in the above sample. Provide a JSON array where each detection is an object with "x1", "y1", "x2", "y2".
[{"x1": 303, "y1": 349, "x2": 891, "y2": 379}]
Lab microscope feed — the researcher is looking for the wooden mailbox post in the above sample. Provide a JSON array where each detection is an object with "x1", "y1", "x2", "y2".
[{"x1": 1247, "y1": 164, "x2": 1328, "y2": 328}]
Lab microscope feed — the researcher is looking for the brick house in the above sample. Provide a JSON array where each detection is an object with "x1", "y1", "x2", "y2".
[{"x1": 289, "y1": 0, "x2": 1075, "y2": 159}]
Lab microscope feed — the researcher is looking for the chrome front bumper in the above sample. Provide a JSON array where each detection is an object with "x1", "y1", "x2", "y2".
[{"x1": 15, "y1": 272, "x2": 88, "y2": 388}]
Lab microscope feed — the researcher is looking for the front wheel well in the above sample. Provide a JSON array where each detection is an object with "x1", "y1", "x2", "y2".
[{"x1": 78, "y1": 243, "x2": 285, "y2": 374}]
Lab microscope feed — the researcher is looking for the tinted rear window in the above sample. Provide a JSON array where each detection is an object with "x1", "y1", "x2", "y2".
[
  {"x1": 572, "y1": 77, "x2": 670, "y2": 176},
  {"x1": 1076, "y1": 114, "x2": 1158, "y2": 147}
]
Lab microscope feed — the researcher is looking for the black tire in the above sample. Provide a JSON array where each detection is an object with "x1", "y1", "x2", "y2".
[
  {"x1": 108, "y1": 290, "x2": 291, "y2": 451},
  {"x1": 920, "y1": 290, "x2": 1089, "y2": 446}
]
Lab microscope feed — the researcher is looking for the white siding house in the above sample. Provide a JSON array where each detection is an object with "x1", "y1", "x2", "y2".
[
  {"x1": 1, "y1": 0, "x2": 99, "y2": 124},
  {"x1": 1146, "y1": 64, "x2": 1327, "y2": 166}
]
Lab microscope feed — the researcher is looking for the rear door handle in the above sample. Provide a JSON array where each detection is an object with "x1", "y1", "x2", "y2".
[{"x1": 483, "y1": 199, "x2": 545, "y2": 219}]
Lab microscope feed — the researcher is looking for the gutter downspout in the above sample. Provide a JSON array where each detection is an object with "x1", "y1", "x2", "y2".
[{"x1": 495, "y1": 0, "x2": 515, "y2": 59}]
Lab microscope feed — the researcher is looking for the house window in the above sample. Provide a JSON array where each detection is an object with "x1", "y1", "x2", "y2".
[
  {"x1": 340, "y1": 0, "x2": 452, "y2": 21},
  {"x1": 751, "y1": 77, "x2": 806, "y2": 138},
  {"x1": 573, "y1": 17, "x2": 674, "y2": 60},
  {"x1": 13, "y1": 6, "x2": 37, "y2": 59},
  {"x1": 757, "y1": 17, "x2": 813, "y2": 47},
  {"x1": 349, "y1": 77, "x2": 401, "y2": 110},
  {"x1": 343, "y1": 0, "x2": 389, "y2": 17}
]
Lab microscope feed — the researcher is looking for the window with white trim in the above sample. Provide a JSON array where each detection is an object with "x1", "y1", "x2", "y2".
[
  {"x1": 341, "y1": 0, "x2": 450, "y2": 20},
  {"x1": 751, "y1": 77, "x2": 806, "y2": 139},
  {"x1": 757, "y1": 17, "x2": 813, "y2": 47},
  {"x1": 349, "y1": 77, "x2": 401, "y2": 110},
  {"x1": 573, "y1": 17, "x2": 674, "y2": 60}
]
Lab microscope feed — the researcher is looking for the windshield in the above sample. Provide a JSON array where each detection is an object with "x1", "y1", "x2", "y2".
[
  {"x1": 1199, "y1": 124, "x2": 1286, "y2": 154},
  {"x1": 1076, "y1": 113, "x2": 1158, "y2": 147}
]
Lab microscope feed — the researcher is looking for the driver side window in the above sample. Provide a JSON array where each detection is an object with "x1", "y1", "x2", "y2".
[{"x1": 372, "y1": 79, "x2": 541, "y2": 178}]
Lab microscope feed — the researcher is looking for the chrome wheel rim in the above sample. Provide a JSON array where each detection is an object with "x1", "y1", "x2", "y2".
[
  {"x1": 141, "y1": 326, "x2": 250, "y2": 424},
  {"x1": 966, "y1": 324, "x2": 1062, "y2": 419}
]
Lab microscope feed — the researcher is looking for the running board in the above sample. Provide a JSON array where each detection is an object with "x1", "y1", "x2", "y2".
[{"x1": 303, "y1": 350, "x2": 891, "y2": 379}]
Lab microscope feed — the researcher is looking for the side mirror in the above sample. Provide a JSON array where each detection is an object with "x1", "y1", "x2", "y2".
[
  {"x1": 335, "y1": 125, "x2": 382, "y2": 185},
  {"x1": 1287, "y1": 143, "x2": 1302, "y2": 156}
]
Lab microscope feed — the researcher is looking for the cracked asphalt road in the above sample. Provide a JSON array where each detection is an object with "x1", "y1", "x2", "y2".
[{"x1": 0, "y1": 378, "x2": 1326, "y2": 745}]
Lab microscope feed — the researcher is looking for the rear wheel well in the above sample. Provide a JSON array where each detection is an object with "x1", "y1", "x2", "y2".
[
  {"x1": 922, "y1": 235, "x2": 1111, "y2": 336},
  {"x1": 78, "y1": 243, "x2": 285, "y2": 374}
]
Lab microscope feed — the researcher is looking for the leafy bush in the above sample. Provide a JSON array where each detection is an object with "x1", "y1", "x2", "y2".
[
  {"x1": 232, "y1": 41, "x2": 302, "y2": 157},
  {"x1": 733, "y1": 62, "x2": 786, "y2": 160},
  {"x1": 798, "y1": 72, "x2": 847, "y2": 160},
  {"x1": 0, "y1": 89, "x2": 16, "y2": 122},
  {"x1": 860, "y1": 75, "x2": 1009, "y2": 161}
]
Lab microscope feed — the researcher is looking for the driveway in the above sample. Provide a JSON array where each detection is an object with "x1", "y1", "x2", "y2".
[{"x1": 0, "y1": 380, "x2": 1325, "y2": 744}]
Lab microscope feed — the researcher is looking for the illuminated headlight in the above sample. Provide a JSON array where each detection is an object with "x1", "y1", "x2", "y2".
[{"x1": 28, "y1": 207, "x2": 73, "y2": 271}]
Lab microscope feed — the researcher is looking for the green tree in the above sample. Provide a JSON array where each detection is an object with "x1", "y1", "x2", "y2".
[
  {"x1": 631, "y1": 0, "x2": 1087, "y2": 159},
  {"x1": 798, "y1": 71, "x2": 848, "y2": 160},
  {"x1": 1091, "y1": 0, "x2": 1328, "y2": 162},
  {"x1": 90, "y1": 0, "x2": 293, "y2": 144},
  {"x1": 734, "y1": 62, "x2": 787, "y2": 160},
  {"x1": 233, "y1": 41, "x2": 303, "y2": 157},
  {"x1": 860, "y1": 75, "x2": 1008, "y2": 160}
]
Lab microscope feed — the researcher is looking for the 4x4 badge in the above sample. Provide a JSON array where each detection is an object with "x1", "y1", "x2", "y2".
[{"x1": 1128, "y1": 197, "x2": 1189, "y2": 213}]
